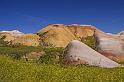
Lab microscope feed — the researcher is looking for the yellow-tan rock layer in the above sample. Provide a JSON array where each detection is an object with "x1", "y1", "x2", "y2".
[
  {"x1": 0, "y1": 32, "x2": 40, "y2": 46},
  {"x1": 38, "y1": 24, "x2": 96, "y2": 47}
]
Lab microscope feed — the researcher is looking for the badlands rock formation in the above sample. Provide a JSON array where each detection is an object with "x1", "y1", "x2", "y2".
[
  {"x1": 1, "y1": 25, "x2": 123, "y2": 62},
  {"x1": 95, "y1": 31, "x2": 124, "y2": 62},
  {"x1": 64, "y1": 40, "x2": 120, "y2": 68},
  {"x1": 117, "y1": 31, "x2": 124, "y2": 40},
  {"x1": 12, "y1": 34, "x2": 40, "y2": 46},
  {"x1": 0, "y1": 30, "x2": 40, "y2": 46},
  {"x1": 118, "y1": 31, "x2": 124, "y2": 35},
  {"x1": 37, "y1": 24, "x2": 96, "y2": 47}
]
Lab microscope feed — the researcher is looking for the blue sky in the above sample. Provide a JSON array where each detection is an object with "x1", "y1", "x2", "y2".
[{"x1": 0, "y1": 0, "x2": 124, "y2": 33}]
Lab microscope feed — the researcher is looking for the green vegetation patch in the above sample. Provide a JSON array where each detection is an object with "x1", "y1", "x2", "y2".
[
  {"x1": 81, "y1": 36, "x2": 97, "y2": 50},
  {"x1": 0, "y1": 55, "x2": 124, "y2": 82},
  {"x1": 38, "y1": 47, "x2": 64, "y2": 64},
  {"x1": 0, "y1": 46, "x2": 43, "y2": 59}
]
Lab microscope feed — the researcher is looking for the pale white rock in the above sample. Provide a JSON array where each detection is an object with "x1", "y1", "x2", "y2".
[
  {"x1": 0, "y1": 30, "x2": 24, "y2": 36},
  {"x1": 64, "y1": 40, "x2": 120, "y2": 68}
]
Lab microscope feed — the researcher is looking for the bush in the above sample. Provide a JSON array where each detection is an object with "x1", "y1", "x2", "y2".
[
  {"x1": 38, "y1": 47, "x2": 64, "y2": 64},
  {"x1": 81, "y1": 36, "x2": 97, "y2": 50},
  {"x1": 0, "y1": 35, "x2": 24, "y2": 47},
  {"x1": 37, "y1": 31, "x2": 56, "y2": 48},
  {"x1": 0, "y1": 36, "x2": 9, "y2": 47},
  {"x1": 0, "y1": 46, "x2": 43, "y2": 60}
]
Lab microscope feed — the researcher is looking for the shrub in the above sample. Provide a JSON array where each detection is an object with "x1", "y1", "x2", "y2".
[
  {"x1": 0, "y1": 36, "x2": 9, "y2": 47},
  {"x1": 0, "y1": 46, "x2": 43, "y2": 60},
  {"x1": 38, "y1": 47, "x2": 64, "y2": 64},
  {"x1": 81, "y1": 36, "x2": 97, "y2": 50},
  {"x1": 9, "y1": 42, "x2": 24, "y2": 48},
  {"x1": 37, "y1": 31, "x2": 56, "y2": 48}
]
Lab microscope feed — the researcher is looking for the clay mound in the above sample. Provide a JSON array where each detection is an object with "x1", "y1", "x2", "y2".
[
  {"x1": 95, "y1": 31, "x2": 124, "y2": 62},
  {"x1": 64, "y1": 40, "x2": 120, "y2": 68},
  {"x1": 0, "y1": 31, "x2": 40, "y2": 46},
  {"x1": 12, "y1": 34, "x2": 40, "y2": 46},
  {"x1": 37, "y1": 24, "x2": 96, "y2": 47},
  {"x1": 0, "y1": 32, "x2": 15, "y2": 41}
]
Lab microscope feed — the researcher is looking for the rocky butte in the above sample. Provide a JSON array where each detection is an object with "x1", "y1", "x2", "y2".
[
  {"x1": 37, "y1": 24, "x2": 96, "y2": 47},
  {"x1": 0, "y1": 24, "x2": 124, "y2": 63},
  {"x1": 95, "y1": 30, "x2": 124, "y2": 62}
]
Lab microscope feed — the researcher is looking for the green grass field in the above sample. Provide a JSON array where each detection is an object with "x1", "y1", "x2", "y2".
[{"x1": 0, "y1": 55, "x2": 124, "y2": 82}]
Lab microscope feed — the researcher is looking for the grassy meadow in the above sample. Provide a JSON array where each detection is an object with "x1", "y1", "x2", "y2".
[{"x1": 0, "y1": 55, "x2": 124, "y2": 82}]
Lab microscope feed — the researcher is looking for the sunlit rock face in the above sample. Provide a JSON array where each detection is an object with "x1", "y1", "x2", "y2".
[
  {"x1": 12, "y1": 34, "x2": 40, "y2": 46},
  {"x1": 37, "y1": 24, "x2": 96, "y2": 47},
  {"x1": 0, "y1": 30, "x2": 40, "y2": 46},
  {"x1": 95, "y1": 31, "x2": 124, "y2": 62},
  {"x1": 64, "y1": 40, "x2": 120, "y2": 68}
]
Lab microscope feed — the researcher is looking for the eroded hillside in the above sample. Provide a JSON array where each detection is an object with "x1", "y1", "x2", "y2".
[
  {"x1": 37, "y1": 24, "x2": 97, "y2": 47},
  {"x1": 0, "y1": 30, "x2": 40, "y2": 46}
]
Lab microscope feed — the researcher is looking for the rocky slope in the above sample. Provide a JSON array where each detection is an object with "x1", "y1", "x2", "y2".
[
  {"x1": 0, "y1": 30, "x2": 40, "y2": 46},
  {"x1": 37, "y1": 24, "x2": 97, "y2": 47},
  {"x1": 95, "y1": 31, "x2": 124, "y2": 62},
  {"x1": 37, "y1": 24, "x2": 124, "y2": 62},
  {"x1": 64, "y1": 40, "x2": 120, "y2": 68},
  {"x1": 1, "y1": 24, "x2": 124, "y2": 62}
]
